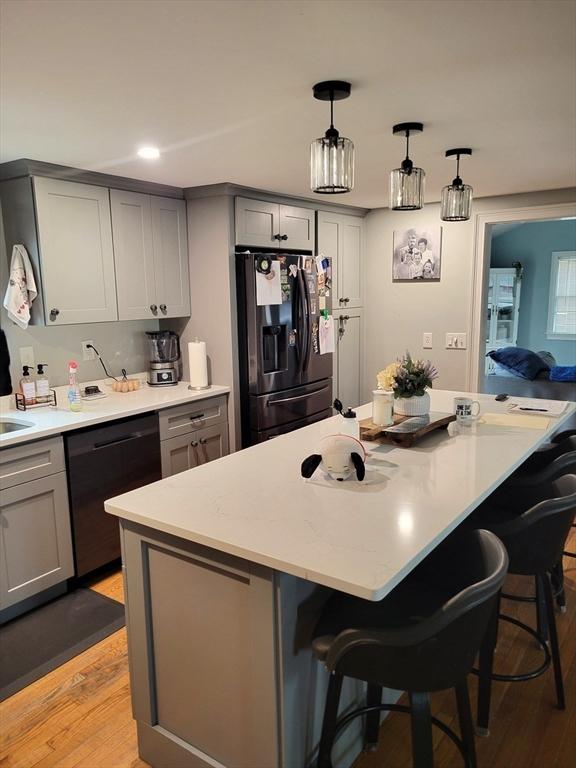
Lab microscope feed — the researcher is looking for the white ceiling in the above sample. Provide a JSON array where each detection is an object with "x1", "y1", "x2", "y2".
[{"x1": 1, "y1": 0, "x2": 575, "y2": 209}]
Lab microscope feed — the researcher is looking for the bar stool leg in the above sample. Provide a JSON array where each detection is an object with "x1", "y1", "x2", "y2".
[
  {"x1": 364, "y1": 684, "x2": 382, "y2": 751},
  {"x1": 317, "y1": 673, "x2": 343, "y2": 768},
  {"x1": 455, "y1": 680, "x2": 477, "y2": 768},
  {"x1": 409, "y1": 691, "x2": 434, "y2": 768},
  {"x1": 536, "y1": 575, "x2": 549, "y2": 643},
  {"x1": 550, "y1": 561, "x2": 566, "y2": 613},
  {"x1": 542, "y1": 573, "x2": 566, "y2": 710},
  {"x1": 477, "y1": 593, "x2": 500, "y2": 736}
]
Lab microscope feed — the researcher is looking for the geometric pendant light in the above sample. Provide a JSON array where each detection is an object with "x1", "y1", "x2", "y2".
[
  {"x1": 441, "y1": 148, "x2": 473, "y2": 222},
  {"x1": 389, "y1": 122, "x2": 425, "y2": 210},
  {"x1": 310, "y1": 81, "x2": 354, "y2": 194}
]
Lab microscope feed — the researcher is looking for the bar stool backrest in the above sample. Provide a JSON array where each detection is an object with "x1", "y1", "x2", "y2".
[
  {"x1": 493, "y1": 474, "x2": 576, "y2": 575},
  {"x1": 325, "y1": 530, "x2": 508, "y2": 692}
]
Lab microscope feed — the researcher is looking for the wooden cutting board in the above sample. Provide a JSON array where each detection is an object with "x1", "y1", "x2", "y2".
[{"x1": 360, "y1": 411, "x2": 457, "y2": 447}]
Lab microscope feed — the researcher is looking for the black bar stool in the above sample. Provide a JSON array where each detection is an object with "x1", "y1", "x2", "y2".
[
  {"x1": 475, "y1": 472, "x2": 576, "y2": 735},
  {"x1": 311, "y1": 529, "x2": 508, "y2": 768},
  {"x1": 493, "y1": 449, "x2": 576, "y2": 612}
]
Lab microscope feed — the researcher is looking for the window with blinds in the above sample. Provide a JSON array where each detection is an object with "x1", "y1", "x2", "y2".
[{"x1": 547, "y1": 251, "x2": 576, "y2": 339}]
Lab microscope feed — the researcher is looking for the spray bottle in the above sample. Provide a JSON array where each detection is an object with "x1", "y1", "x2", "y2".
[{"x1": 67, "y1": 361, "x2": 82, "y2": 412}]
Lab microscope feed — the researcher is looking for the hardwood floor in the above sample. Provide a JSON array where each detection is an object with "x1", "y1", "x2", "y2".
[{"x1": 1, "y1": 536, "x2": 575, "y2": 768}]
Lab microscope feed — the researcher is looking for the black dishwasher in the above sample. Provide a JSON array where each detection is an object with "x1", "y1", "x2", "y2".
[{"x1": 65, "y1": 413, "x2": 161, "y2": 577}]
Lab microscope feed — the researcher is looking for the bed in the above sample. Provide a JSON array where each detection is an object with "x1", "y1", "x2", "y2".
[{"x1": 482, "y1": 347, "x2": 576, "y2": 430}]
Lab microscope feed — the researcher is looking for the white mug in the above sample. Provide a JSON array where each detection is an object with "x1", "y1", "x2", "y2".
[{"x1": 454, "y1": 397, "x2": 480, "y2": 424}]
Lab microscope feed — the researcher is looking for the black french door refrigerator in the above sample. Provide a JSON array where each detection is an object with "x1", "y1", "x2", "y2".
[{"x1": 236, "y1": 252, "x2": 333, "y2": 446}]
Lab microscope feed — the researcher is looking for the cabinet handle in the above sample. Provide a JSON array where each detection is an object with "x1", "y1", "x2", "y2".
[
  {"x1": 150, "y1": 304, "x2": 158, "y2": 314},
  {"x1": 280, "y1": 234, "x2": 288, "y2": 241},
  {"x1": 189, "y1": 413, "x2": 204, "y2": 420},
  {"x1": 191, "y1": 440, "x2": 198, "y2": 447},
  {"x1": 199, "y1": 437, "x2": 207, "y2": 444},
  {"x1": 160, "y1": 304, "x2": 167, "y2": 313},
  {"x1": 273, "y1": 233, "x2": 281, "y2": 241},
  {"x1": 49, "y1": 308, "x2": 60, "y2": 321}
]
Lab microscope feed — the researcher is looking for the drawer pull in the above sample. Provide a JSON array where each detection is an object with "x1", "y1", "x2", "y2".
[{"x1": 189, "y1": 414, "x2": 204, "y2": 420}]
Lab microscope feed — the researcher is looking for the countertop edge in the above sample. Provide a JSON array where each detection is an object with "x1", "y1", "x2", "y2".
[{"x1": 0, "y1": 384, "x2": 230, "y2": 448}]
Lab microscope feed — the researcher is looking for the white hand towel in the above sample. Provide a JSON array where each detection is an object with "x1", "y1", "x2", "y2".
[{"x1": 3, "y1": 245, "x2": 38, "y2": 329}]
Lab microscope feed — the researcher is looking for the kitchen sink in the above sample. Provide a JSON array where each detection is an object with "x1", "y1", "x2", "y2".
[{"x1": 0, "y1": 418, "x2": 34, "y2": 434}]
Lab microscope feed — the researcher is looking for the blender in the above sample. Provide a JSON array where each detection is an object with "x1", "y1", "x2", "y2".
[{"x1": 146, "y1": 331, "x2": 181, "y2": 386}]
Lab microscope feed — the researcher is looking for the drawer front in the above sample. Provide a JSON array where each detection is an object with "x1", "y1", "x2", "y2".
[
  {"x1": 159, "y1": 396, "x2": 227, "y2": 441},
  {"x1": 0, "y1": 436, "x2": 66, "y2": 489}
]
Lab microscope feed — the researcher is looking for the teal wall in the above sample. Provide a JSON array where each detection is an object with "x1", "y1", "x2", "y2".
[{"x1": 490, "y1": 220, "x2": 576, "y2": 365}]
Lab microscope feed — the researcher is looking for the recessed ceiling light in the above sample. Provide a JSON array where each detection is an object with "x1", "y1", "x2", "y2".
[{"x1": 137, "y1": 146, "x2": 160, "y2": 159}]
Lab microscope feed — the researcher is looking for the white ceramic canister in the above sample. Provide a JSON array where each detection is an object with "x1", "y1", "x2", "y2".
[{"x1": 372, "y1": 390, "x2": 394, "y2": 426}]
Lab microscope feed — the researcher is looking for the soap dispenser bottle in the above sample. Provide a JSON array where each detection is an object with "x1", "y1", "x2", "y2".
[
  {"x1": 20, "y1": 365, "x2": 36, "y2": 406},
  {"x1": 36, "y1": 363, "x2": 50, "y2": 404}
]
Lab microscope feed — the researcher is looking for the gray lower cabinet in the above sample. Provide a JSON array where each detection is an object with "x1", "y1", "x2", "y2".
[
  {"x1": 0, "y1": 469, "x2": 73, "y2": 611},
  {"x1": 121, "y1": 522, "x2": 279, "y2": 768},
  {"x1": 160, "y1": 423, "x2": 229, "y2": 478},
  {"x1": 120, "y1": 522, "x2": 368, "y2": 768}
]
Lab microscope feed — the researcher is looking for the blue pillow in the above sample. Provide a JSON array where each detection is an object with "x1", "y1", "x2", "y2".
[
  {"x1": 549, "y1": 366, "x2": 576, "y2": 383},
  {"x1": 487, "y1": 347, "x2": 550, "y2": 380}
]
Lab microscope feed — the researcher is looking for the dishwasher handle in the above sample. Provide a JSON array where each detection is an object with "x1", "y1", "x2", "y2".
[{"x1": 93, "y1": 432, "x2": 147, "y2": 450}]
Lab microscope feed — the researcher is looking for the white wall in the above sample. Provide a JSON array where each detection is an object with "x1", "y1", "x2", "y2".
[
  {"x1": 363, "y1": 188, "x2": 576, "y2": 400},
  {"x1": 0, "y1": 202, "x2": 158, "y2": 388}
]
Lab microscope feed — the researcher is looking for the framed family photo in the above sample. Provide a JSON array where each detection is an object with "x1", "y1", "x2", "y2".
[{"x1": 393, "y1": 227, "x2": 442, "y2": 281}]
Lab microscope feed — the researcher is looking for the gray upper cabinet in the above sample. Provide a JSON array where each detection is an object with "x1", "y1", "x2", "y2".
[
  {"x1": 235, "y1": 198, "x2": 279, "y2": 249},
  {"x1": 110, "y1": 190, "x2": 157, "y2": 320},
  {"x1": 235, "y1": 197, "x2": 315, "y2": 251},
  {"x1": 111, "y1": 192, "x2": 190, "y2": 320},
  {"x1": 150, "y1": 196, "x2": 190, "y2": 319},
  {"x1": 317, "y1": 211, "x2": 365, "y2": 309},
  {"x1": 279, "y1": 205, "x2": 315, "y2": 251},
  {"x1": 33, "y1": 177, "x2": 118, "y2": 324}
]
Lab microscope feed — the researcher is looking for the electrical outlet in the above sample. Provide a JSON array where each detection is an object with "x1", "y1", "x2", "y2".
[
  {"x1": 81, "y1": 340, "x2": 96, "y2": 361},
  {"x1": 445, "y1": 333, "x2": 467, "y2": 349},
  {"x1": 19, "y1": 346, "x2": 35, "y2": 368},
  {"x1": 423, "y1": 332, "x2": 433, "y2": 349}
]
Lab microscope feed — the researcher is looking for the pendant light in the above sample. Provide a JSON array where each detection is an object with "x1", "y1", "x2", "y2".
[
  {"x1": 310, "y1": 81, "x2": 354, "y2": 194},
  {"x1": 390, "y1": 122, "x2": 425, "y2": 210},
  {"x1": 441, "y1": 148, "x2": 473, "y2": 221}
]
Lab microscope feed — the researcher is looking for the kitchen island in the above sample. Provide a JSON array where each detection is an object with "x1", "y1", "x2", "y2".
[{"x1": 105, "y1": 390, "x2": 574, "y2": 768}]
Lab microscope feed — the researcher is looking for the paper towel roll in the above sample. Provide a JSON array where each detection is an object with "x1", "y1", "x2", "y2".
[{"x1": 188, "y1": 340, "x2": 208, "y2": 389}]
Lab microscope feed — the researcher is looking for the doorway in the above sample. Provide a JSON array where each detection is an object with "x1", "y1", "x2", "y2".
[{"x1": 468, "y1": 202, "x2": 576, "y2": 394}]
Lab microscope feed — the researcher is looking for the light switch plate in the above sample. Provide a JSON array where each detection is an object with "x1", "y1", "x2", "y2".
[
  {"x1": 19, "y1": 346, "x2": 35, "y2": 367},
  {"x1": 423, "y1": 332, "x2": 433, "y2": 349},
  {"x1": 446, "y1": 333, "x2": 467, "y2": 349},
  {"x1": 81, "y1": 340, "x2": 96, "y2": 361}
]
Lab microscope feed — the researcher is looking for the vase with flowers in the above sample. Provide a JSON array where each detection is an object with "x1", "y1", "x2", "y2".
[{"x1": 377, "y1": 353, "x2": 438, "y2": 416}]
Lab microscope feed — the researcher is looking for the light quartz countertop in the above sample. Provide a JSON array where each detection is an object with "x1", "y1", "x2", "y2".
[
  {"x1": 0, "y1": 378, "x2": 230, "y2": 448},
  {"x1": 105, "y1": 390, "x2": 574, "y2": 601}
]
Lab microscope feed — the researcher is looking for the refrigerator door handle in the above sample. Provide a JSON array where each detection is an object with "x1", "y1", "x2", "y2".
[
  {"x1": 266, "y1": 386, "x2": 330, "y2": 406},
  {"x1": 301, "y1": 270, "x2": 312, "y2": 373},
  {"x1": 297, "y1": 269, "x2": 309, "y2": 374}
]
